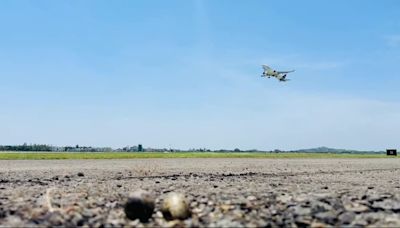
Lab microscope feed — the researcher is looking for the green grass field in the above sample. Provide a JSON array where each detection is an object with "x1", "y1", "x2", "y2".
[{"x1": 0, "y1": 152, "x2": 390, "y2": 160}]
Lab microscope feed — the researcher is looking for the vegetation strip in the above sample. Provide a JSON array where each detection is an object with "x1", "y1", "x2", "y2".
[{"x1": 0, "y1": 152, "x2": 390, "y2": 160}]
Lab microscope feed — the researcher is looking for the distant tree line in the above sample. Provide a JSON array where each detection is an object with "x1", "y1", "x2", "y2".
[
  {"x1": 0, "y1": 143, "x2": 52, "y2": 151},
  {"x1": 0, "y1": 144, "x2": 113, "y2": 152}
]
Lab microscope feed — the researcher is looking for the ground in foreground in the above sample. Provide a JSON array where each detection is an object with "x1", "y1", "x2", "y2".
[{"x1": 1, "y1": 158, "x2": 400, "y2": 227}]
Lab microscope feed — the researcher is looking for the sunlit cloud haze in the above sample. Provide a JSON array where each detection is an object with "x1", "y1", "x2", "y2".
[{"x1": 0, "y1": 1, "x2": 399, "y2": 151}]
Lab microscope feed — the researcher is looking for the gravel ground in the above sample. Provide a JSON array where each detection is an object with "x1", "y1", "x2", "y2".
[{"x1": 1, "y1": 158, "x2": 400, "y2": 227}]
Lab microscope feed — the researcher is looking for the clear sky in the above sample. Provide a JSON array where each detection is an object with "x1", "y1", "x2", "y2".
[{"x1": 1, "y1": 1, "x2": 399, "y2": 150}]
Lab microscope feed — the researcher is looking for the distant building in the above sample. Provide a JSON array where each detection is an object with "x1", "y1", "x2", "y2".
[{"x1": 138, "y1": 144, "x2": 143, "y2": 152}]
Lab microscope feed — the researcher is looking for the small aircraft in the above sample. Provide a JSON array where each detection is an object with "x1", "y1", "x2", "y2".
[{"x1": 261, "y1": 65, "x2": 295, "y2": 82}]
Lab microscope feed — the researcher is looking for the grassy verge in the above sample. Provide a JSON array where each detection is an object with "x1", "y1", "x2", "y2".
[{"x1": 0, "y1": 152, "x2": 390, "y2": 160}]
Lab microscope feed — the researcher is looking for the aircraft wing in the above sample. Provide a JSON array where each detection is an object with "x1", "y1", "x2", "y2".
[
  {"x1": 262, "y1": 65, "x2": 271, "y2": 71},
  {"x1": 277, "y1": 70, "x2": 295, "y2": 74}
]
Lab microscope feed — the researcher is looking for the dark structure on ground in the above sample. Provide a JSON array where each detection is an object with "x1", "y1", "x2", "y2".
[{"x1": 386, "y1": 149, "x2": 397, "y2": 156}]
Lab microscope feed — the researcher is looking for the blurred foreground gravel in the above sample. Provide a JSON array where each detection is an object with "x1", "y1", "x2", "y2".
[{"x1": 1, "y1": 158, "x2": 400, "y2": 227}]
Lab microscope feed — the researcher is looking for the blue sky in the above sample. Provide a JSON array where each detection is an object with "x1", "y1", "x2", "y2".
[{"x1": 1, "y1": 1, "x2": 399, "y2": 150}]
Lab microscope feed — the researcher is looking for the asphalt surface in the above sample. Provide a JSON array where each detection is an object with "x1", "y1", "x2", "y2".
[{"x1": 1, "y1": 158, "x2": 400, "y2": 227}]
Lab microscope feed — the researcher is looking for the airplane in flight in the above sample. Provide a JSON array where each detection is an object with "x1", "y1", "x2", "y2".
[{"x1": 261, "y1": 65, "x2": 295, "y2": 82}]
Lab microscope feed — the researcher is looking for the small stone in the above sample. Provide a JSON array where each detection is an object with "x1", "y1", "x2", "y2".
[
  {"x1": 46, "y1": 211, "x2": 64, "y2": 226},
  {"x1": 116, "y1": 184, "x2": 122, "y2": 188},
  {"x1": 124, "y1": 190, "x2": 155, "y2": 222},
  {"x1": 344, "y1": 202, "x2": 369, "y2": 213},
  {"x1": 191, "y1": 204, "x2": 204, "y2": 214},
  {"x1": 166, "y1": 220, "x2": 185, "y2": 227},
  {"x1": 211, "y1": 219, "x2": 243, "y2": 228},
  {"x1": 314, "y1": 211, "x2": 337, "y2": 225},
  {"x1": 247, "y1": 195, "x2": 257, "y2": 201},
  {"x1": 161, "y1": 192, "x2": 190, "y2": 220},
  {"x1": 77, "y1": 172, "x2": 84, "y2": 177},
  {"x1": 0, "y1": 209, "x2": 6, "y2": 219},
  {"x1": 313, "y1": 193, "x2": 332, "y2": 199},
  {"x1": 311, "y1": 201, "x2": 333, "y2": 213},
  {"x1": 277, "y1": 194, "x2": 292, "y2": 203},
  {"x1": 310, "y1": 221, "x2": 327, "y2": 228},
  {"x1": 294, "y1": 194, "x2": 307, "y2": 203},
  {"x1": 372, "y1": 199, "x2": 400, "y2": 211},
  {"x1": 293, "y1": 206, "x2": 311, "y2": 216},
  {"x1": 220, "y1": 204, "x2": 234, "y2": 212},
  {"x1": 71, "y1": 213, "x2": 84, "y2": 226},
  {"x1": 338, "y1": 211, "x2": 355, "y2": 225},
  {"x1": 295, "y1": 216, "x2": 312, "y2": 226}
]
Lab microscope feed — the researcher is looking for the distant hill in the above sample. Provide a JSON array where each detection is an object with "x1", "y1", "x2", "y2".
[{"x1": 292, "y1": 146, "x2": 383, "y2": 154}]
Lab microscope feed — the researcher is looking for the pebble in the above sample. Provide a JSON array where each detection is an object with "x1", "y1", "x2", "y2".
[
  {"x1": 372, "y1": 199, "x2": 400, "y2": 211},
  {"x1": 161, "y1": 193, "x2": 190, "y2": 220},
  {"x1": 344, "y1": 202, "x2": 369, "y2": 213},
  {"x1": 277, "y1": 195, "x2": 293, "y2": 203},
  {"x1": 293, "y1": 205, "x2": 311, "y2": 216},
  {"x1": 311, "y1": 201, "x2": 333, "y2": 213},
  {"x1": 338, "y1": 211, "x2": 355, "y2": 224},
  {"x1": 310, "y1": 221, "x2": 327, "y2": 228},
  {"x1": 314, "y1": 211, "x2": 337, "y2": 224},
  {"x1": 124, "y1": 190, "x2": 155, "y2": 222}
]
